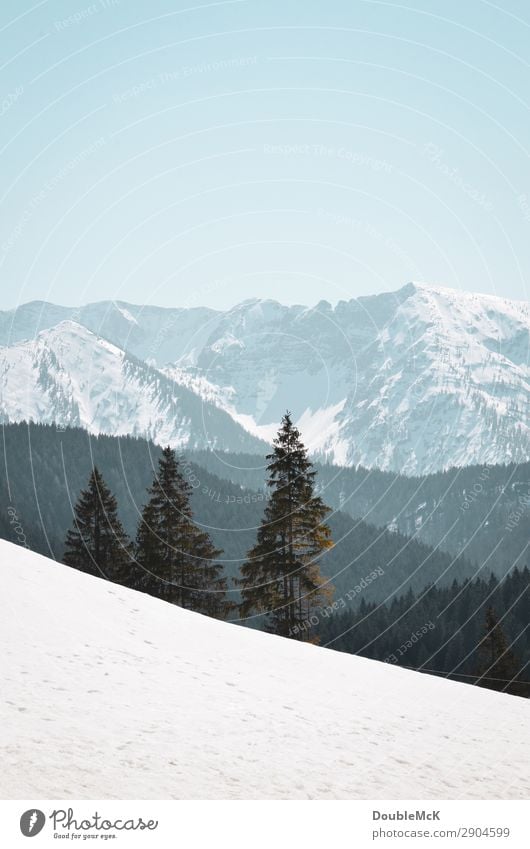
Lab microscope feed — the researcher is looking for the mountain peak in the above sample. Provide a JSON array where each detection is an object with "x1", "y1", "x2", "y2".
[
  {"x1": 35, "y1": 319, "x2": 121, "y2": 353},
  {"x1": 1, "y1": 285, "x2": 530, "y2": 474},
  {"x1": 401, "y1": 280, "x2": 528, "y2": 308}
]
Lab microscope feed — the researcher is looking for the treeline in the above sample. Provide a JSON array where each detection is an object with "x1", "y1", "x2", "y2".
[
  {"x1": 0, "y1": 423, "x2": 479, "y2": 610},
  {"x1": 3, "y1": 422, "x2": 527, "y2": 696},
  {"x1": 0, "y1": 423, "x2": 268, "y2": 575},
  {"x1": 63, "y1": 449, "x2": 229, "y2": 618},
  {"x1": 61, "y1": 414, "x2": 335, "y2": 638},
  {"x1": 319, "y1": 568, "x2": 529, "y2": 697}
]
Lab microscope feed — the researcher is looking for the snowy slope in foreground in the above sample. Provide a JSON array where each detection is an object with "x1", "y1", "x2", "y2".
[{"x1": 1, "y1": 541, "x2": 528, "y2": 800}]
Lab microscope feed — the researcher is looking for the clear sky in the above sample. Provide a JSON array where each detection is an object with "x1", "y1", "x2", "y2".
[{"x1": 1, "y1": 0, "x2": 530, "y2": 310}]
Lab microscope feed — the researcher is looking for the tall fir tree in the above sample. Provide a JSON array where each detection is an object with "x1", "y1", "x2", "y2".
[
  {"x1": 476, "y1": 606, "x2": 526, "y2": 697},
  {"x1": 239, "y1": 412, "x2": 333, "y2": 641},
  {"x1": 63, "y1": 467, "x2": 131, "y2": 584},
  {"x1": 135, "y1": 446, "x2": 228, "y2": 617}
]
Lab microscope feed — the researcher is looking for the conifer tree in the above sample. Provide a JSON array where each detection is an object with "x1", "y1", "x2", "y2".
[
  {"x1": 63, "y1": 467, "x2": 131, "y2": 584},
  {"x1": 476, "y1": 606, "x2": 525, "y2": 696},
  {"x1": 135, "y1": 446, "x2": 227, "y2": 617},
  {"x1": 239, "y1": 412, "x2": 333, "y2": 641}
]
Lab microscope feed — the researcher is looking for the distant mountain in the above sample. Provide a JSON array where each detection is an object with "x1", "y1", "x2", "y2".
[
  {"x1": 0, "y1": 320, "x2": 266, "y2": 454},
  {"x1": 0, "y1": 299, "x2": 218, "y2": 364},
  {"x1": 1, "y1": 282, "x2": 529, "y2": 473},
  {"x1": 166, "y1": 283, "x2": 530, "y2": 473}
]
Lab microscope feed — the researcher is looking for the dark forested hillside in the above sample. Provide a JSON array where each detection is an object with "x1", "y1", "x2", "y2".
[
  {"x1": 319, "y1": 568, "x2": 530, "y2": 696},
  {"x1": 188, "y1": 449, "x2": 530, "y2": 576},
  {"x1": 0, "y1": 423, "x2": 264, "y2": 576},
  {"x1": 0, "y1": 424, "x2": 477, "y2": 607}
]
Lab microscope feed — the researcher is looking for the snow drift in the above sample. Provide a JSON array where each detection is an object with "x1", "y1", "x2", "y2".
[{"x1": 0, "y1": 540, "x2": 528, "y2": 799}]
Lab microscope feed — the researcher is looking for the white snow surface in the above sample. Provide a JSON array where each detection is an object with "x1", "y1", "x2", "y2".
[{"x1": 1, "y1": 540, "x2": 528, "y2": 800}]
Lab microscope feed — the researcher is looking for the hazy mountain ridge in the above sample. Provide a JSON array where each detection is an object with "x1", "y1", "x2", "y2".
[
  {"x1": 0, "y1": 320, "x2": 267, "y2": 454},
  {"x1": 1, "y1": 283, "x2": 529, "y2": 473}
]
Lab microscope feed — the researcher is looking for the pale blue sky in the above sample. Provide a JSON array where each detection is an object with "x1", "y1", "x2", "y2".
[{"x1": 1, "y1": 0, "x2": 530, "y2": 310}]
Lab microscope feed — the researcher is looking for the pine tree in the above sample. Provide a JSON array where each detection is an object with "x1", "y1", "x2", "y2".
[
  {"x1": 135, "y1": 446, "x2": 228, "y2": 617},
  {"x1": 476, "y1": 606, "x2": 526, "y2": 696},
  {"x1": 63, "y1": 467, "x2": 131, "y2": 584},
  {"x1": 239, "y1": 412, "x2": 333, "y2": 641}
]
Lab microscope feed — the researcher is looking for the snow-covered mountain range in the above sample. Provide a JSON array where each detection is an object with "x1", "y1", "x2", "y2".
[
  {"x1": 2, "y1": 539, "x2": 528, "y2": 799},
  {"x1": 0, "y1": 320, "x2": 265, "y2": 454},
  {"x1": 1, "y1": 282, "x2": 530, "y2": 474}
]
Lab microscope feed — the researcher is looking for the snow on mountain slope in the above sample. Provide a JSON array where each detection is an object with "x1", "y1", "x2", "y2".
[
  {"x1": 360, "y1": 283, "x2": 530, "y2": 473},
  {"x1": 0, "y1": 321, "x2": 266, "y2": 453},
  {"x1": 1, "y1": 539, "x2": 528, "y2": 800},
  {"x1": 168, "y1": 283, "x2": 530, "y2": 473},
  {"x1": 1, "y1": 283, "x2": 530, "y2": 473},
  {"x1": 0, "y1": 300, "x2": 220, "y2": 365}
]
